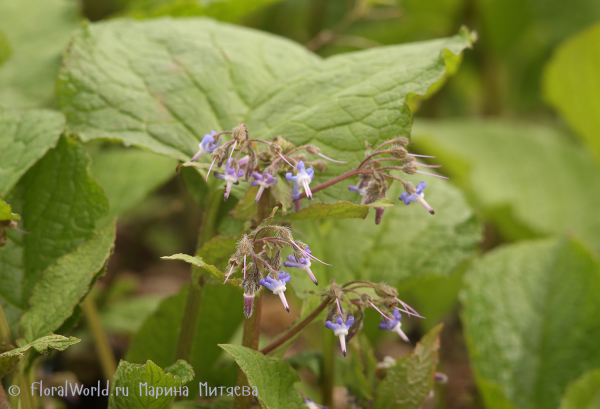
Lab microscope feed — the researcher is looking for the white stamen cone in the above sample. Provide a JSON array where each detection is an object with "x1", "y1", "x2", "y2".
[{"x1": 339, "y1": 334, "x2": 347, "y2": 357}]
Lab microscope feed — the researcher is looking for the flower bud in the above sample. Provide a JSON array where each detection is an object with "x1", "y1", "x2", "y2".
[
  {"x1": 238, "y1": 234, "x2": 253, "y2": 255},
  {"x1": 390, "y1": 146, "x2": 408, "y2": 158},
  {"x1": 232, "y1": 123, "x2": 248, "y2": 144}
]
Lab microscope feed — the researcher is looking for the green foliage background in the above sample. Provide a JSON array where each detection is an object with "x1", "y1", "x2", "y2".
[{"x1": 1, "y1": 0, "x2": 600, "y2": 409}]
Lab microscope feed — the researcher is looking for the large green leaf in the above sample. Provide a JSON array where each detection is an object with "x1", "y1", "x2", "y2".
[
  {"x1": 462, "y1": 237, "x2": 600, "y2": 409},
  {"x1": 412, "y1": 119, "x2": 600, "y2": 253},
  {"x1": 0, "y1": 334, "x2": 79, "y2": 377},
  {"x1": 558, "y1": 369, "x2": 600, "y2": 409},
  {"x1": 58, "y1": 20, "x2": 473, "y2": 196},
  {"x1": 0, "y1": 109, "x2": 65, "y2": 195},
  {"x1": 544, "y1": 23, "x2": 600, "y2": 163},
  {"x1": 0, "y1": 0, "x2": 80, "y2": 108},
  {"x1": 57, "y1": 17, "x2": 320, "y2": 159},
  {"x1": 88, "y1": 147, "x2": 178, "y2": 224},
  {"x1": 290, "y1": 174, "x2": 481, "y2": 296},
  {"x1": 108, "y1": 359, "x2": 194, "y2": 409},
  {"x1": 126, "y1": 283, "x2": 244, "y2": 389},
  {"x1": 122, "y1": 0, "x2": 283, "y2": 21},
  {"x1": 0, "y1": 136, "x2": 111, "y2": 336},
  {"x1": 219, "y1": 344, "x2": 305, "y2": 409},
  {"x1": 246, "y1": 27, "x2": 475, "y2": 203},
  {"x1": 20, "y1": 222, "x2": 116, "y2": 341},
  {"x1": 373, "y1": 324, "x2": 442, "y2": 409}
]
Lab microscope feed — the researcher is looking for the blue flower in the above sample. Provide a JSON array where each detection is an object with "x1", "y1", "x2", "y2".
[
  {"x1": 305, "y1": 398, "x2": 327, "y2": 409},
  {"x1": 259, "y1": 272, "x2": 291, "y2": 312},
  {"x1": 214, "y1": 159, "x2": 245, "y2": 200},
  {"x1": 286, "y1": 161, "x2": 314, "y2": 200},
  {"x1": 399, "y1": 181, "x2": 434, "y2": 214},
  {"x1": 325, "y1": 316, "x2": 354, "y2": 357},
  {"x1": 378, "y1": 308, "x2": 409, "y2": 342},
  {"x1": 284, "y1": 246, "x2": 318, "y2": 285},
  {"x1": 348, "y1": 185, "x2": 368, "y2": 204},
  {"x1": 191, "y1": 131, "x2": 220, "y2": 161},
  {"x1": 251, "y1": 172, "x2": 278, "y2": 203}
]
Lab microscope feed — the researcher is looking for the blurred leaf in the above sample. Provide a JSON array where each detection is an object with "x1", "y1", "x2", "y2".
[
  {"x1": 161, "y1": 253, "x2": 230, "y2": 285},
  {"x1": 220, "y1": 344, "x2": 305, "y2": 408},
  {"x1": 0, "y1": 108, "x2": 65, "y2": 195},
  {"x1": 20, "y1": 221, "x2": 115, "y2": 342},
  {"x1": 247, "y1": 27, "x2": 475, "y2": 203},
  {"x1": 284, "y1": 200, "x2": 369, "y2": 220},
  {"x1": 340, "y1": 337, "x2": 375, "y2": 402},
  {"x1": 413, "y1": 120, "x2": 600, "y2": 254},
  {"x1": 89, "y1": 148, "x2": 178, "y2": 224},
  {"x1": 284, "y1": 349, "x2": 322, "y2": 378},
  {"x1": 108, "y1": 359, "x2": 194, "y2": 409},
  {"x1": 0, "y1": 136, "x2": 110, "y2": 335},
  {"x1": 197, "y1": 235, "x2": 237, "y2": 272},
  {"x1": 559, "y1": 369, "x2": 600, "y2": 409},
  {"x1": 231, "y1": 186, "x2": 259, "y2": 220},
  {"x1": 372, "y1": 324, "x2": 442, "y2": 409},
  {"x1": 291, "y1": 175, "x2": 481, "y2": 296},
  {"x1": 126, "y1": 284, "x2": 244, "y2": 391},
  {"x1": 123, "y1": 0, "x2": 283, "y2": 21},
  {"x1": 57, "y1": 18, "x2": 320, "y2": 159},
  {"x1": 99, "y1": 295, "x2": 164, "y2": 335},
  {"x1": 0, "y1": 0, "x2": 80, "y2": 107},
  {"x1": 462, "y1": 237, "x2": 600, "y2": 409},
  {"x1": 544, "y1": 23, "x2": 600, "y2": 163},
  {"x1": 0, "y1": 334, "x2": 79, "y2": 377},
  {"x1": 0, "y1": 29, "x2": 11, "y2": 67}
]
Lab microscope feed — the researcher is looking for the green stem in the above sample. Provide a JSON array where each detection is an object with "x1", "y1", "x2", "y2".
[
  {"x1": 175, "y1": 187, "x2": 222, "y2": 363},
  {"x1": 17, "y1": 364, "x2": 35, "y2": 409},
  {"x1": 233, "y1": 291, "x2": 263, "y2": 409},
  {"x1": 0, "y1": 302, "x2": 13, "y2": 347},
  {"x1": 82, "y1": 296, "x2": 117, "y2": 381},
  {"x1": 322, "y1": 328, "x2": 335, "y2": 407}
]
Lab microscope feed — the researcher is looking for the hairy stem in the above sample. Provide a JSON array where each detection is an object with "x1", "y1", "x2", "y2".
[
  {"x1": 260, "y1": 297, "x2": 330, "y2": 355},
  {"x1": 233, "y1": 291, "x2": 263, "y2": 409},
  {"x1": 0, "y1": 382, "x2": 9, "y2": 409},
  {"x1": 82, "y1": 296, "x2": 117, "y2": 381},
  {"x1": 296, "y1": 169, "x2": 373, "y2": 200},
  {"x1": 322, "y1": 327, "x2": 335, "y2": 407},
  {"x1": 17, "y1": 369, "x2": 35, "y2": 409}
]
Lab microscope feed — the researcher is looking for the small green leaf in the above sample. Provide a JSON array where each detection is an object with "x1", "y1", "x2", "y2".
[
  {"x1": 284, "y1": 201, "x2": 369, "y2": 220},
  {"x1": 0, "y1": 334, "x2": 79, "y2": 377},
  {"x1": 559, "y1": 369, "x2": 600, "y2": 409},
  {"x1": 544, "y1": 23, "x2": 600, "y2": 163},
  {"x1": 219, "y1": 344, "x2": 305, "y2": 409},
  {"x1": 108, "y1": 359, "x2": 194, "y2": 409},
  {"x1": 0, "y1": 108, "x2": 65, "y2": 195},
  {"x1": 231, "y1": 186, "x2": 260, "y2": 221},
  {"x1": 161, "y1": 253, "x2": 229, "y2": 284},
  {"x1": 20, "y1": 221, "x2": 116, "y2": 341},
  {"x1": 364, "y1": 198, "x2": 396, "y2": 207},
  {"x1": 412, "y1": 119, "x2": 600, "y2": 254},
  {"x1": 373, "y1": 324, "x2": 442, "y2": 409},
  {"x1": 0, "y1": 0, "x2": 80, "y2": 107},
  {"x1": 196, "y1": 236, "x2": 238, "y2": 272},
  {"x1": 462, "y1": 237, "x2": 600, "y2": 409},
  {"x1": 89, "y1": 147, "x2": 178, "y2": 224},
  {"x1": 0, "y1": 195, "x2": 19, "y2": 222}
]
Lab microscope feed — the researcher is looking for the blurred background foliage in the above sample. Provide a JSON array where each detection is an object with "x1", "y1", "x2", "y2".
[{"x1": 1, "y1": 0, "x2": 600, "y2": 408}]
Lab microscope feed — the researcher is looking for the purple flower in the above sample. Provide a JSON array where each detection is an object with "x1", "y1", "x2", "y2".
[
  {"x1": 348, "y1": 185, "x2": 368, "y2": 205},
  {"x1": 378, "y1": 308, "x2": 409, "y2": 343},
  {"x1": 284, "y1": 246, "x2": 318, "y2": 285},
  {"x1": 214, "y1": 159, "x2": 245, "y2": 200},
  {"x1": 243, "y1": 292, "x2": 255, "y2": 319},
  {"x1": 286, "y1": 161, "x2": 314, "y2": 200},
  {"x1": 260, "y1": 272, "x2": 291, "y2": 312},
  {"x1": 399, "y1": 182, "x2": 435, "y2": 214},
  {"x1": 305, "y1": 398, "x2": 327, "y2": 409},
  {"x1": 251, "y1": 172, "x2": 278, "y2": 203},
  {"x1": 191, "y1": 131, "x2": 220, "y2": 161},
  {"x1": 325, "y1": 316, "x2": 354, "y2": 357}
]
